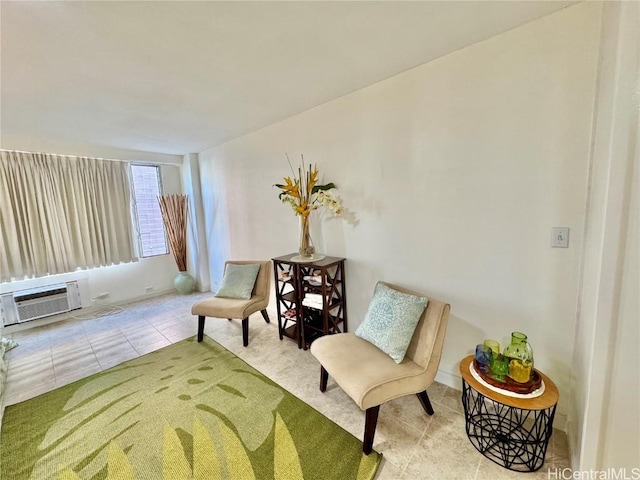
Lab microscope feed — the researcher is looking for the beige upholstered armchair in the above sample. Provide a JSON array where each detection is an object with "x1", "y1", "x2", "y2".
[
  {"x1": 191, "y1": 260, "x2": 271, "y2": 347},
  {"x1": 310, "y1": 282, "x2": 450, "y2": 454}
]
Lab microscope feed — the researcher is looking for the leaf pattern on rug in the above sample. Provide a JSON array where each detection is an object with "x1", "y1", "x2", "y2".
[
  {"x1": 56, "y1": 466, "x2": 80, "y2": 480},
  {"x1": 30, "y1": 341, "x2": 284, "y2": 479},
  {"x1": 274, "y1": 412, "x2": 303, "y2": 480},
  {"x1": 356, "y1": 452, "x2": 381, "y2": 480},
  {"x1": 163, "y1": 423, "x2": 191, "y2": 479},
  {"x1": 2, "y1": 338, "x2": 382, "y2": 480},
  {"x1": 204, "y1": 415, "x2": 256, "y2": 480},
  {"x1": 56, "y1": 416, "x2": 307, "y2": 480},
  {"x1": 107, "y1": 442, "x2": 136, "y2": 480},
  {"x1": 192, "y1": 416, "x2": 221, "y2": 479}
]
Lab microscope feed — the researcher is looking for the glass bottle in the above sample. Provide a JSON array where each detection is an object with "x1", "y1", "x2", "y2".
[{"x1": 503, "y1": 332, "x2": 534, "y2": 383}]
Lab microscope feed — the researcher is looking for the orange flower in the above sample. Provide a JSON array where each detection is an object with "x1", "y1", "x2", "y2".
[{"x1": 274, "y1": 154, "x2": 341, "y2": 218}]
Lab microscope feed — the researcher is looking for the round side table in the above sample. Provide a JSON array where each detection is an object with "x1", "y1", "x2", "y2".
[{"x1": 459, "y1": 355, "x2": 559, "y2": 472}]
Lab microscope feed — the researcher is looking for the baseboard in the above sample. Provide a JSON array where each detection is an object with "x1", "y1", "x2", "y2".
[
  {"x1": 435, "y1": 369, "x2": 462, "y2": 390},
  {"x1": 553, "y1": 412, "x2": 567, "y2": 432}
]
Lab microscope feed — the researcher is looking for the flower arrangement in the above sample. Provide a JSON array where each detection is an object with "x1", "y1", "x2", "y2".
[
  {"x1": 275, "y1": 155, "x2": 343, "y2": 258},
  {"x1": 275, "y1": 154, "x2": 343, "y2": 218}
]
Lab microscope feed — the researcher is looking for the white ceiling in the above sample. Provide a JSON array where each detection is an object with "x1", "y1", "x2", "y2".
[{"x1": 1, "y1": 1, "x2": 575, "y2": 156}]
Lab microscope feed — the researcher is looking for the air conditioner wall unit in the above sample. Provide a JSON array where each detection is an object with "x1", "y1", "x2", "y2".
[{"x1": 1, "y1": 281, "x2": 81, "y2": 327}]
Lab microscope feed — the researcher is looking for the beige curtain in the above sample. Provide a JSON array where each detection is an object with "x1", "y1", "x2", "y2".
[{"x1": 0, "y1": 151, "x2": 136, "y2": 282}]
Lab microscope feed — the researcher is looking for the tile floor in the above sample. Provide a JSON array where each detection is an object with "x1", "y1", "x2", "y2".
[{"x1": 1, "y1": 293, "x2": 570, "y2": 479}]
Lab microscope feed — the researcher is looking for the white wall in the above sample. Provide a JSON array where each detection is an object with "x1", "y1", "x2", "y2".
[
  {"x1": 569, "y1": 0, "x2": 640, "y2": 470},
  {"x1": 198, "y1": 1, "x2": 602, "y2": 426}
]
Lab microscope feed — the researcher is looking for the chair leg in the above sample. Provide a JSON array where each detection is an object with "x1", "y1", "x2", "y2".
[
  {"x1": 197, "y1": 316, "x2": 205, "y2": 342},
  {"x1": 320, "y1": 366, "x2": 328, "y2": 392},
  {"x1": 363, "y1": 406, "x2": 380, "y2": 455},
  {"x1": 242, "y1": 317, "x2": 249, "y2": 347},
  {"x1": 261, "y1": 309, "x2": 270, "y2": 324},
  {"x1": 416, "y1": 390, "x2": 435, "y2": 415}
]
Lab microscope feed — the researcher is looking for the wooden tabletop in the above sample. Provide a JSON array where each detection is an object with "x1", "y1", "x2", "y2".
[
  {"x1": 272, "y1": 253, "x2": 345, "y2": 266},
  {"x1": 459, "y1": 355, "x2": 559, "y2": 410}
]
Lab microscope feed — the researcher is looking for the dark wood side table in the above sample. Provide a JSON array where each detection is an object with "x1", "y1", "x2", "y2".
[
  {"x1": 459, "y1": 355, "x2": 559, "y2": 472},
  {"x1": 272, "y1": 254, "x2": 347, "y2": 349}
]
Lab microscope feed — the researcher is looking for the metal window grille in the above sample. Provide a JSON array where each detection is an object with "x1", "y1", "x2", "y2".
[{"x1": 131, "y1": 164, "x2": 169, "y2": 257}]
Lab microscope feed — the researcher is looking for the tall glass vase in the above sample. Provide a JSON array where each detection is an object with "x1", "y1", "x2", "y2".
[
  {"x1": 298, "y1": 214, "x2": 315, "y2": 258},
  {"x1": 291, "y1": 214, "x2": 325, "y2": 262}
]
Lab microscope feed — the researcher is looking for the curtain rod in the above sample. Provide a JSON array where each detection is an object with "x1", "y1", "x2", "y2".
[{"x1": 0, "y1": 149, "x2": 182, "y2": 166}]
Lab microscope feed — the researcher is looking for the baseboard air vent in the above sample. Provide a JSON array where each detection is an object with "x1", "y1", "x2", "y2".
[{"x1": 1, "y1": 282, "x2": 81, "y2": 327}]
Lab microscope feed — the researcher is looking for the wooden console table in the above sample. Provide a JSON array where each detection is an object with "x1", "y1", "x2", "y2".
[
  {"x1": 459, "y1": 355, "x2": 559, "y2": 472},
  {"x1": 272, "y1": 254, "x2": 347, "y2": 349}
]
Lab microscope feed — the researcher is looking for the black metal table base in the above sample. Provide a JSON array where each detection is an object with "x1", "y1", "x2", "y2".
[{"x1": 461, "y1": 380, "x2": 556, "y2": 472}]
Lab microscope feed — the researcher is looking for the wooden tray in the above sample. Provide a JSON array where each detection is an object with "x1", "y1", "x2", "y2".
[{"x1": 473, "y1": 359, "x2": 542, "y2": 394}]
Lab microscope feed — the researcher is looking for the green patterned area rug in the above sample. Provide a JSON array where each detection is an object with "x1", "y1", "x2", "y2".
[{"x1": 0, "y1": 337, "x2": 381, "y2": 479}]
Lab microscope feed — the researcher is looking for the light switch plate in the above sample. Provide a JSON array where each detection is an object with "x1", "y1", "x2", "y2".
[{"x1": 551, "y1": 227, "x2": 570, "y2": 248}]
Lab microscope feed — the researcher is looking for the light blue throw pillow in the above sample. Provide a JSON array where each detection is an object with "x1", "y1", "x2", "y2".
[
  {"x1": 214, "y1": 263, "x2": 261, "y2": 300},
  {"x1": 355, "y1": 282, "x2": 429, "y2": 363}
]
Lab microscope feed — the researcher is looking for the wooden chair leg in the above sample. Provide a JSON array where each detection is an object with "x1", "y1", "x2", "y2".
[
  {"x1": 363, "y1": 406, "x2": 380, "y2": 455},
  {"x1": 197, "y1": 316, "x2": 205, "y2": 342},
  {"x1": 242, "y1": 317, "x2": 249, "y2": 347},
  {"x1": 416, "y1": 390, "x2": 435, "y2": 415},
  {"x1": 261, "y1": 309, "x2": 270, "y2": 324},
  {"x1": 320, "y1": 366, "x2": 328, "y2": 392}
]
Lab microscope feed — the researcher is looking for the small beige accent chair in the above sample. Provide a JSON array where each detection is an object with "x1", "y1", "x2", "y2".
[
  {"x1": 310, "y1": 282, "x2": 450, "y2": 454},
  {"x1": 191, "y1": 260, "x2": 271, "y2": 347}
]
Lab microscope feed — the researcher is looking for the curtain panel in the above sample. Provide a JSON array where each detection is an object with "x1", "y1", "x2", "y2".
[{"x1": 0, "y1": 151, "x2": 136, "y2": 282}]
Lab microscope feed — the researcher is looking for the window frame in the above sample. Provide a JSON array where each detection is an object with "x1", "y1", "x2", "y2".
[{"x1": 130, "y1": 163, "x2": 169, "y2": 258}]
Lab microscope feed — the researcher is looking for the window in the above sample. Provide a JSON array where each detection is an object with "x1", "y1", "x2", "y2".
[{"x1": 131, "y1": 164, "x2": 168, "y2": 257}]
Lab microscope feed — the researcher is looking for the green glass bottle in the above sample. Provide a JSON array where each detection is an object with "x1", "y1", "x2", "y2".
[{"x1": 503, "y1": 332, "x2": 534, "y2": 383}]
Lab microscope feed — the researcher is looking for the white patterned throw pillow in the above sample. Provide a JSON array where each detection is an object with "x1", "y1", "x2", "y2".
[
  {"x1": 355, "y1": 282, "x2": 429, "y2": 363},
  {"x1": 214, "y1": 263, "x2": 261, "y2": 300}
]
